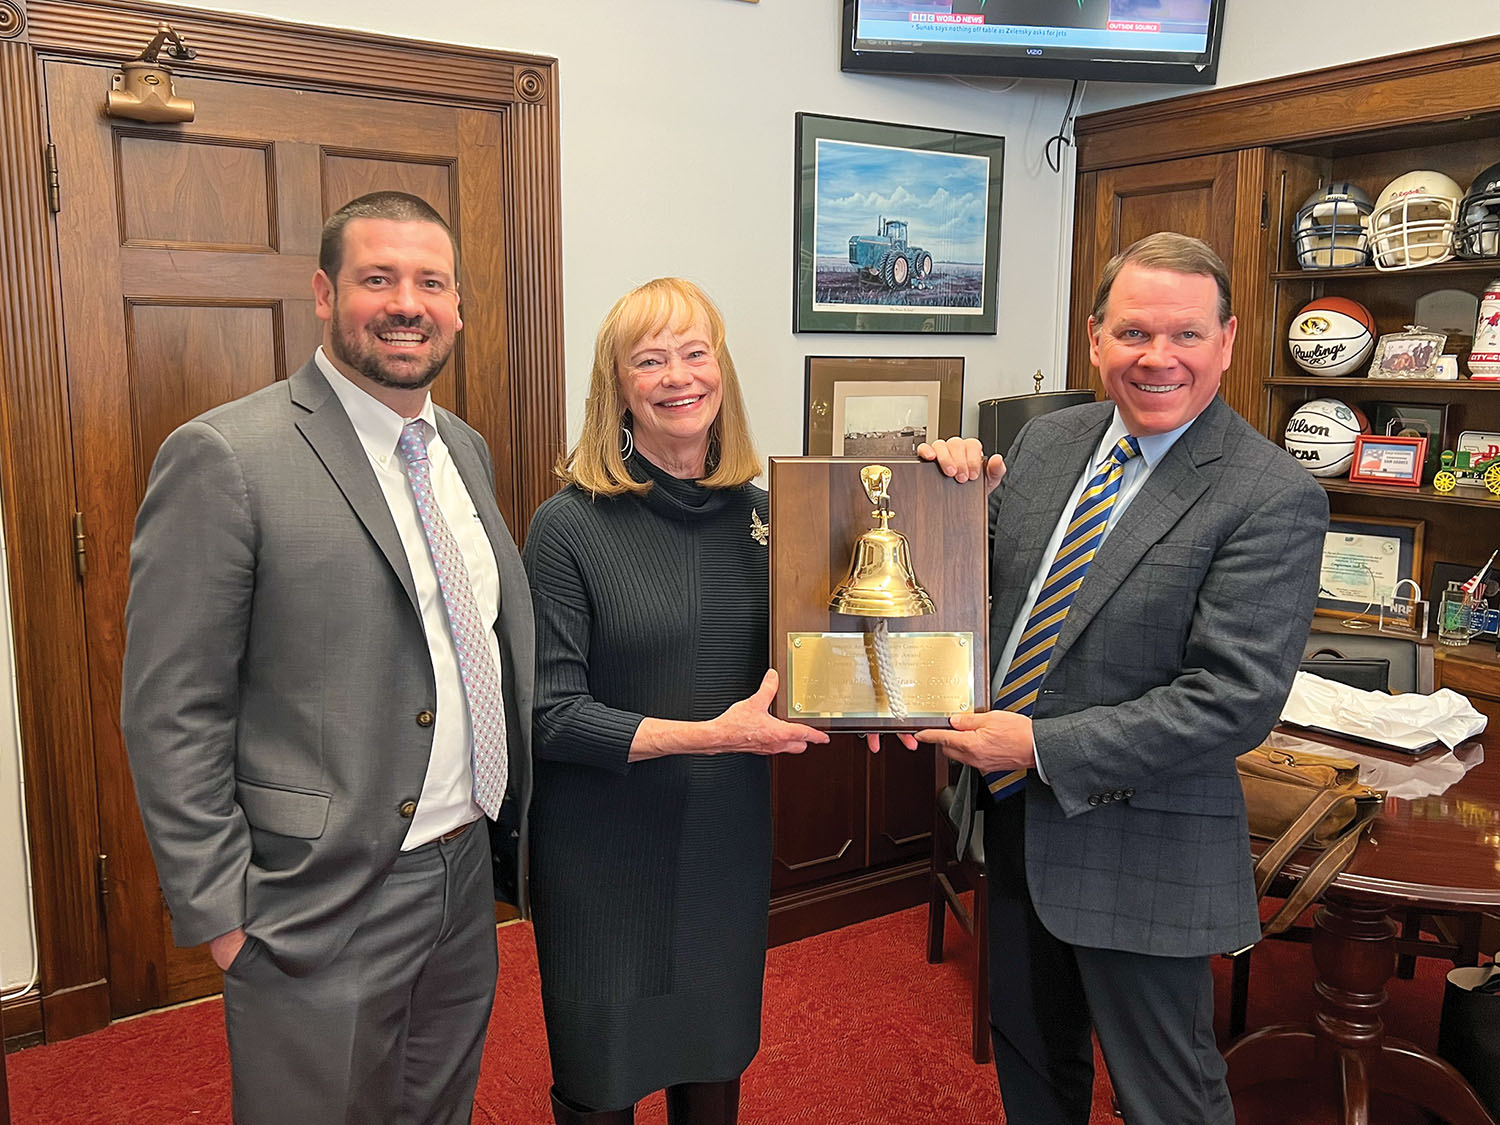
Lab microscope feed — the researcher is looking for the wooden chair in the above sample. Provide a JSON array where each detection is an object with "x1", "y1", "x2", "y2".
[{"x1": 927, "y1": 756, "x2": 991, "y2": 1063}]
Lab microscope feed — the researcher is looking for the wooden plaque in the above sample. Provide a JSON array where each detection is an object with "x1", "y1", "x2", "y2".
[{"x1": 769, "y1": 457, "x2": 990, "y2": 731}]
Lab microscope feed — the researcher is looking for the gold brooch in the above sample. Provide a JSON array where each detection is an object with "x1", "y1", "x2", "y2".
[{"x1": 750, "y1": 509, "x2": 769, "y2": 546}]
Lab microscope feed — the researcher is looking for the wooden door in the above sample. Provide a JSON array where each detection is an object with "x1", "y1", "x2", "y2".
[
  {"x1": 1068, "y1": 150, "x2": 1274, "y2": 422},
  {"x1": 45, "y1": 58, "x2": 514, "y2": 1016}
]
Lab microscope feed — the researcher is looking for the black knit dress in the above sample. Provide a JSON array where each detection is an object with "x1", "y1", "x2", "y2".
[{"x1": 522, "y1": 454, "x2": 771, "y2": 1111}]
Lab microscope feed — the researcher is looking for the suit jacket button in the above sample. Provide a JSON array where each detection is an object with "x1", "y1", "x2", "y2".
[
  {"x1": 1088, "y1": 794, "x2": 1102, "y2": 806},
  {"x1": 1113, "y1": 789, "x2": 1127, "y2": 801},
  {"x1": 398, "y1": 800, "x2": 417, "y2": 818},
  {"x1": 416, "y1": 710, "x2": 435, "y2": 727},
  {"x1": 1123, "y1": 787, "x2": 1135, "y2": 798}
]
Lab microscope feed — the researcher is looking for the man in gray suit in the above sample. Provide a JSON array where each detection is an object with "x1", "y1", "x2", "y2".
[
  {"x1": 923, "y1": 233, "x2": 1327, "y2": 1122},
  {"x1": 121, "y1": 191, "x2": 533, "y2": 1124}
]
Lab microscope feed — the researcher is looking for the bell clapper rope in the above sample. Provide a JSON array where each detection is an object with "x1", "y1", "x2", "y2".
[{"x1": 869, "y1": 618, "x2": 908, "y2": 722}]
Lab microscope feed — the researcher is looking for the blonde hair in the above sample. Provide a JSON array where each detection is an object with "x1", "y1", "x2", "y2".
[{"x1": 558, "y1": 277, "x2": 761, "y2": 497}]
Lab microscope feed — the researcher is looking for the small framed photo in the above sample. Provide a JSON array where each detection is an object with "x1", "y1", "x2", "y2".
[
  {"x1": 793, "y1": 113, "x2": 1005, "y2": 334},
  {"x1": 1367, "y1": 328, "x2": 1447, "y2": 379},
  {"x1": 803, "y1": 356, "x2": 963, "y2": 456},
  {"x1": 1348, "y1": 434, "x2": 1428, "y2": 487},
  {"x1": 1317, "y1": 515, "x2": 1424, "y2": 624}
]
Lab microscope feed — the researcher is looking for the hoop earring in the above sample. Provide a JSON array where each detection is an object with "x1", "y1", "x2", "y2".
[{"x1": 619, "y1": 424, "x2": 634, "y2": 461}]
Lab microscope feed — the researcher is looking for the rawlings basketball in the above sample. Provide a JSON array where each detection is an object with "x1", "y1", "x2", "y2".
[
  {"x1": 1283, "y1": 398, "x2": 1368, "y2": 477},
  {"x1": 1287, "y1": 297, "x2": 1377, "y2": 376}
]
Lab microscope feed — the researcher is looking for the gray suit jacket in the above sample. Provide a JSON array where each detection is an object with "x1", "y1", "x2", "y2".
[
  {"x1": 990, "y1": 398, "x2": 1327, "y2": 957},
  {"x1": 121, "y1": 359, "x2": 534, "y2": 976}
]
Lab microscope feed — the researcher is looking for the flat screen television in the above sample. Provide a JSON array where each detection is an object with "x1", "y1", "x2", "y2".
[{"x1": 841, "y1": 0, "x2": 1226, "y2": 85}]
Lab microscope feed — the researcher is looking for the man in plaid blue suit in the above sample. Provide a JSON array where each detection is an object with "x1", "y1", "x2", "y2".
[{"x1": 923, "y1": 233, "x2": 1328, "y2": 1123}]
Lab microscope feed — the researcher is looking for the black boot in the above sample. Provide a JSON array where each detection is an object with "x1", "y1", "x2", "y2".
[
  {"x1": 664, "y1": 1077, "x2": 740, "y2": 1125},
  {"x1": 549, "y1": 1087, "x2": 635, "y2": 1125}
]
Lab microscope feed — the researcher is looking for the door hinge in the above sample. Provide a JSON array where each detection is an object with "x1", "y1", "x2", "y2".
[
  {"x1": 1260, "y1": 190, "x2": 1269, "y2": 230},
  {"x1": 73, "y1": 510, "x2": 87, "y2": 580},
  {"x1": 44, "y1": 143, "x2": 60, "y2": 214},
  {"x1": 97, "y1": 853, "x2": 109, "y2": 908}
]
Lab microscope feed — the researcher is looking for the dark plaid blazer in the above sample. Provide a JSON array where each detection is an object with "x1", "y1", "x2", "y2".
[{"x1": 990, "y1": 397, "x2": 1328, "y2": 957}]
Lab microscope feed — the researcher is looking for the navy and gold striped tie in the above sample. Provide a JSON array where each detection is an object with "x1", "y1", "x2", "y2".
[{"x1": 986, "y1": 435, "x2": 1141, "y2": 800}]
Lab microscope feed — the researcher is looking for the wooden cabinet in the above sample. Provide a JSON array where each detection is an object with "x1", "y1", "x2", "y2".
[
  {"x1": 767, "y1": 737, "x2": 934, "y2": 945},
  {"x1": 1070, "y1": 37, "x2": 1500, "y2": 699}
]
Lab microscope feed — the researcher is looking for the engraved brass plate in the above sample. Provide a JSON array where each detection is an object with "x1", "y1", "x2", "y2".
[{"x1": 786, "y1": 632, "x2": 974, "y2": 718}]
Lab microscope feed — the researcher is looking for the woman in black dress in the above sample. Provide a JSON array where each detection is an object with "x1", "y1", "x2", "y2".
[{"x1": 524, "y1": 278, "x2": 828, "y2": 1125}]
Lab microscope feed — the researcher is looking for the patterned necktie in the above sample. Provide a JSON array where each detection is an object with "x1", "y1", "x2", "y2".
[
  {"x1": 986, "y1": 434, "x2": 1141, "y2": 800},
  {"x1": 398, "y1": 420, "x2": 508, "y2": 818}
]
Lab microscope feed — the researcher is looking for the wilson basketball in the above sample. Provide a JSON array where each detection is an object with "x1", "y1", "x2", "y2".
[
  {"x1": 1283, "y1": 398, "x2": 1367, "y2": 477},
  {"x1": 1287, "y1": 297, "x2": 1377, "y2": 376}
]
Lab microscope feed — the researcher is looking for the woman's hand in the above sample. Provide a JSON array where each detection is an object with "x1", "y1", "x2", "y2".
[{"x1": 710, "y1": 670, "x2": 830, "y2": 755}]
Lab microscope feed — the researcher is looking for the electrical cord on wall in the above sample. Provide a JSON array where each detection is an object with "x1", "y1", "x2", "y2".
[{"x1": 1044, "y1": 79, "x2": 1086, "y2": 174}]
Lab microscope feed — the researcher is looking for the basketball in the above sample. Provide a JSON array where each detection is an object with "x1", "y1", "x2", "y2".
[
  {"x1": 1284, "y1": 398, "x2": 1367, "y2": 477},
  {"x1": 1287, "y1": 297, "x2": 1377, "y2": 376}
]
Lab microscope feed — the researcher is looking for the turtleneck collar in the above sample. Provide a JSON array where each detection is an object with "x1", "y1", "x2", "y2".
[{"x1": 628, "y1": 450, "x2": 733, "y2": 522}]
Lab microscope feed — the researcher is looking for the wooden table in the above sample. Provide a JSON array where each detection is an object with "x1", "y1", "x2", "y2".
[{"x1": 1225, "y1": 724, "x2": 1500, "y2": 1124}]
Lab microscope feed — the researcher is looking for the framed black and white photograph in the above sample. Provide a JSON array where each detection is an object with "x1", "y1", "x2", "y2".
[
  {"x1": 803, "y1": 356, "x2": 963, "y2": 456},
  {"x1": 793, "y1": 113, "x2": 1004, "y2": 334}
]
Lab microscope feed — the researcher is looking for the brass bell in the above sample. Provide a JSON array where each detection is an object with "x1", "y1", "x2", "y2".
[{"x1": 829, "y1": 465, "x2": 935, "y2": 618}]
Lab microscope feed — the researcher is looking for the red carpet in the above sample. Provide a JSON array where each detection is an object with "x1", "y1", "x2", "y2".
[{"x1": 7, "y1": 903, "x2": 1463, "y2": 1123}]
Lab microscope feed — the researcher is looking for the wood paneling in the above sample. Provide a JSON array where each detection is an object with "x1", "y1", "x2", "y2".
[
  {"x1": 0, "y1": 35, "x2": 110, "y2": 1043},
  {"x1": 116, "y1": 133, "x2": 273, "y2": 250},
  {"x1": 771, "y1": 737, "x2": 865, "y2": 890},
  {"x1": 125, "y1": 301, "x2": 281, "y2": 494},
  {"x1": 25, "y1": 0, "x2": 550, "y2": 108}
]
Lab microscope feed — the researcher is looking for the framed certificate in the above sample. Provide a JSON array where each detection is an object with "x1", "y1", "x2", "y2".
[
  {"x1": 1348, "y1": 434, "x2": 1427, "y2": 487},
  {"x1": 1316, "y1": 516, "x2": 1425, "y2": 624}
]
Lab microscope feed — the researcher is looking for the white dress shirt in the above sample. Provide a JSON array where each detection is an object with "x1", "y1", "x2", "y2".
[
  {"x1": 994, "y1": 406, "x2": 1195, "y2": 782},
  {"x1": 315, "y1": 347, "x2": 503, "y2": 848}
]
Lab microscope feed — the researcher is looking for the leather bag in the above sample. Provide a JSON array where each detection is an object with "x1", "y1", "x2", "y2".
[{"x1": 1236, "y1": 744, "x2": 1385, "y2": 936}]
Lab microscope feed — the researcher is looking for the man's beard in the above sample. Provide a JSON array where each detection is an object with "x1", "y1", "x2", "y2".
[{"x1": 330, "y1": 306, "x2": 453, "y2": 392}]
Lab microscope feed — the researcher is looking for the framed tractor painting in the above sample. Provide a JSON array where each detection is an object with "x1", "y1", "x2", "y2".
[{"x1": 793, "y1": 112, "x2": 1004, "y2": 334}]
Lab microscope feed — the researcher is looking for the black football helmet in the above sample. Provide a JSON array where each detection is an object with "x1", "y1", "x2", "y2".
[{"x1": 1457, "y1": 160, "x2": 1500, "y2": 259}]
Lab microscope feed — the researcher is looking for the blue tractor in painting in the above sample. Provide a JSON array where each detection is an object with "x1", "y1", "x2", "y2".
[{"x1": 848, "y1": 217, "x2": 934, "y2": 290}]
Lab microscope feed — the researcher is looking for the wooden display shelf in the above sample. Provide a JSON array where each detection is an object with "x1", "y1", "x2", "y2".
[
  {"x1": 1270, "y1": 260, "x2": 1500, "y2": 283},
  {"x1": 1319, "y1": 478, "x2": 1500, "y2": 509},
  {"x1": 1264, "y1": 377, "x2": 1500, "y2": 391}
]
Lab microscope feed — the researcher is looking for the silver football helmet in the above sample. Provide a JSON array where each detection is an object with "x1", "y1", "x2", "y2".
[{"x1": 1293, "y1": 182, "x2": 1373, "y2": 269}]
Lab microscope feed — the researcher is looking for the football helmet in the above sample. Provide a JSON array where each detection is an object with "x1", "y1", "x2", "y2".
[
  {"x1": 1293, "y1": 182, "x2": 1373, "y2": 268},
  {"x1": 1457, "y1": 160, "x2": 1500, "y2": 259},
  {"x1": 1369, "y1": 170, "x2": 1463, "y2": 270}
]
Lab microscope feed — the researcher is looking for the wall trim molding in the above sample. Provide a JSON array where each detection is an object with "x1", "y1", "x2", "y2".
[{"x1": 1076, "y1": 35, "x2": 1500, "y2": 172}]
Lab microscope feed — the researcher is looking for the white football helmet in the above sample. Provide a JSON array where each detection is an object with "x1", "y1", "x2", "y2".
[
  {"x1": 1293, "y1": 182, "x2": 1373, "y2": 268},
  {"x1": 1369, "y1": 170, "x2": 1463, "y2": 270},
  {"x1": 1457, "y1": 160, "x2": 1500, "y2": 259}
]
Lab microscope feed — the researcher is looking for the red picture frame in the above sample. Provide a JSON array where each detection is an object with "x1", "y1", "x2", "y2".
[{"x1": 1348, "y1": 434, "x2": 1428, "y2": 488}]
